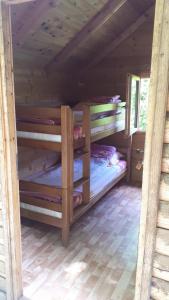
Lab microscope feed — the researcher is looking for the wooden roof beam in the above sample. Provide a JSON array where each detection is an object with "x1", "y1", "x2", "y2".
[
  {"x1": 13, "y1": 0, "x2": 60, "y2": 46},
  {"x1": 83, "y1": 5, "x2": 154, "y2": 72},
  {"x1": 46, "y1": 0, "x2": 128, "y2": 71}
]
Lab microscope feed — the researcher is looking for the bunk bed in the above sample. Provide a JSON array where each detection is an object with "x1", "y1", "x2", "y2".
[
  {"x1": 16, "y1": 105, "x2": 90, "y2": 246},
  {"x1": 16, "y1": 102, "x2": 128, "y2": 245}
]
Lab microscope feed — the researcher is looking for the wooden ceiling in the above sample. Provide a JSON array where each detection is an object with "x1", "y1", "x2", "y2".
[{"x1": 11, "y1": 0, "x2": 155, "y2": 71}]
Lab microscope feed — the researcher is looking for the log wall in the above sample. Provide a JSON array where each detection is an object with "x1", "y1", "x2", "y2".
[{"x1": 151, "y1": 97, "x2": 169, "y2": 300}]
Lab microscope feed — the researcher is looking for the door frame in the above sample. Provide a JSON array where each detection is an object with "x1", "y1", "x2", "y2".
[
  {"x1": 0, "y1": 1, "x2": 22, "y2": 299},
  {"x1": 135, "y1": 0, "x2": 169, "y2": 299},
  {"x1": 1, "y1": 0, "x2": 169, "y2": 300}
]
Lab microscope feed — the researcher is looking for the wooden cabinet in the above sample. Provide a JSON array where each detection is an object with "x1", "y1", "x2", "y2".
[{"x1": 131, "y1": 131, "x2": 145, "y2": 184}]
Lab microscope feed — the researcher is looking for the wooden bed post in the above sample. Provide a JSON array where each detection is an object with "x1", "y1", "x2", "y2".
[
  {"x1": 61, "y1": 106, "x2": 73, "y2": 245},
  {"x1": 0, "y1": 1, "x2": 22, "y2": 299},
  {"x1": 135, "y1": 0, "x2": 169, "y2": 299},
  {"x1": 82, "y1": 105, "x2": 90, "y2": 204}
]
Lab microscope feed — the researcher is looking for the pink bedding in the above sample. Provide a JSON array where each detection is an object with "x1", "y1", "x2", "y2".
[
  {"x1": 20, "y1": 190, "x2": 83, "y2": 208},
  {"x1": 17, "y1": 117, "x2": 84, "y2": 140},
  {"x1": 91, "y1": 143, "x2": 125, "y2": 168}
]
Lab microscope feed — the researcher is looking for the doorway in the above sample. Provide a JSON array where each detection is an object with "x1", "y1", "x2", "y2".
[{"x1": 1, "y1": 0, "x2": 168, "y2": 299}]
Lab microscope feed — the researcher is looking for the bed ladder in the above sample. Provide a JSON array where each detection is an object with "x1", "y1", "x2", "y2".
[
  {"x1": 74, "y1": 105, "x2": 90, "y2": 207},
  {"x1": 61, "y1": 106, "x2": 90, "y2": 245}
]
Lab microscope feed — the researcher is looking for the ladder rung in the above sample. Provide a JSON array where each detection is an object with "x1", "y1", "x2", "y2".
[{"x1": 74, "y1": 177, "x2": 89, "y2": 188}]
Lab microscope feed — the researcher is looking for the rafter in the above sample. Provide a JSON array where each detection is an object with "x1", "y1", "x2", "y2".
[
  {"x1": 83, "y1": 5, "x2": 154, "y2": 72},
  {"x1": 13, "y1": 0, "x2": 60, "y2": 46},
  {"x1": 46, "y1": 0, "x2": 128, "y2": 71}
]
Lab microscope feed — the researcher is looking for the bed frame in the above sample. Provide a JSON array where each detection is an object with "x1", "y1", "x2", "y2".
[
  {"x1": 16, "y1": 102, "x2": 127, "y2": 245},
  {"x1": 16, "y1": 105, "x2": 90, "y2": 246},
  {"x1": 74, "y1": 102, "x2": 126, "y2": 142}
]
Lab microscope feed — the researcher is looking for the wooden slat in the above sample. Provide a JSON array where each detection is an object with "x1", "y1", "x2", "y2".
[
  {"x1": 155, "y1": 228, "x2": 169, "y2": 256},
  {"x1": 0, "y1": 260, "x2": 5, "y2": 277},
  {"x1": 0, "y1": 276, "x2": 6, "y2": 293},
  {"x1": 90, "y1": 102, "x2": 126, "y2": 115},
  {"x1": 151, "y1": 277, "x2": 169, "y2": 300},
  {"x1": 21, "y1": 209, "x2": 62, "y2": 228},
  {"x1": 91, "y1": 114, "x2": 123, "y2": 129},
  {"x1": 19, "y1": 180, "x2": 62, "y2": 197},
  {"x1": 46, "y1": 0, "x2": 127, "y2": 70},
  {"x1": 159, "y1": 173, "x2": 169, "y2": 201},
  {"x1": 164, "y1": 114, "x2": 169, "y2": 143},
  {"x1": 158, "y1": 200, "x2": 169, "y2": 229},
  {"x1": 0, "y1": 227, "x2": 4, "y2": 241},
  {"x1": 153, "y1": 252, "x2": 169, "y2": 276},
  {"x1": 0, "y1": 244, "x2": 5, "y2": 256},
  {"x1": 16, "y1": 106, "x2": 61, "y2": 119},
  {"x1": 17, "y1": 123, "x2": 61, "y2": 135},
  {"x1": 135, "y1": 1, "x2": 169, "y2": 299},
  {"x1": 91, "y1": 124, "x2": 125, "y2": 143},
  {"x1": 17, "y1": 138, "x2": 62, "y2": 152},
  {"x1": 167, "y1": 97, "x2": 169, "y2": 112},
  {"x1": 20, "y1": 195, "x2": 62, "y2": 212}
]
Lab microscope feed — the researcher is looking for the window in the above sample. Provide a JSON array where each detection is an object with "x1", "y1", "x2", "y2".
[
  {"x1": 139, "y1": 78, "x2": 150, "y2": 131},
  {"x1": 127, "y1": 74, "x2": 150, "y2": 135}
]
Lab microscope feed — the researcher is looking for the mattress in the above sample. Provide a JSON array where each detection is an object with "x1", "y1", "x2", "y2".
[{"x1": 20, "y1": 158, "x2": 127, "y2": 219}]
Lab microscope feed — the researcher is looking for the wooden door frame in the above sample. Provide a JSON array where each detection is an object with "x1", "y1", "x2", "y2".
[
  {"x1": 135, "y1": 0, "x2": 169, "y2": 299},
  {"x1": 1, "y1": 0, "x2": 169, "y2": 299},
  {"x1": 0, "y1": 1, "x2": 22, "y2": 299}
]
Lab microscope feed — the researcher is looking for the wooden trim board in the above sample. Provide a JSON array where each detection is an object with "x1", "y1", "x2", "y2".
[
  {"x1": 0, "y1": 2, "x2": 22, "y2": 299},
  {"x1": 135, "y1": 1, "x2": 169, "y2": 299}
]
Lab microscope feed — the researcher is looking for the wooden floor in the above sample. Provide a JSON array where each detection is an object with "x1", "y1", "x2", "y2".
[{"x1": 22, "y1": 184, "x2": 141, "y2": 300}]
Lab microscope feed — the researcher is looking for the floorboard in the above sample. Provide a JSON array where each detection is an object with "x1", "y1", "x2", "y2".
[{"x1": 22, "y1": 184, "x2": 141, "y2": 300}]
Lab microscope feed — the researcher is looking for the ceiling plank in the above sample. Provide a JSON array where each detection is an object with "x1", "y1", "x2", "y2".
[
  {"x1": 46, "y1": 0, "x2": 128, "y2": 71},
  {"x1": 83, "y1": 5, "x2": 154, "y2": 71},
  {"x1": 13, "y1": 0, "x2": 60, "y2": 46}
]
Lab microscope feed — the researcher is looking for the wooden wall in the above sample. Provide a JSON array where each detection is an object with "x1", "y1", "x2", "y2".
[
  {"x1": 13, "y1": 66, "x2": 75, "y2": 177},
  {"x1": 74, "y1": 18, "x2": 154, "y2": 101},
  {"x1": 151, "y1": 97, "x2": 169, "y2": 299},
  {"x1": 13, "y1": 65, "x2": 77, "y2": 177}
]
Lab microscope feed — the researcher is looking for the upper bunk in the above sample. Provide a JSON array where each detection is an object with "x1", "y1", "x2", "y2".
[
  {"x1": 16, "y1": 100, "x2": 126, "y2": 153},
  {"x1": 74, "y1": 101, "x2": 126, "y2": 143},
  {"x1": 16, "y1": 105, "x2": 87, "y2": 152}
]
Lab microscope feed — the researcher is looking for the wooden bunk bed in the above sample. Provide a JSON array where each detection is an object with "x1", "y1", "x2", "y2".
[
  {"x1": 16, "y1": 105, "x2": 90, "y2": 246},
  {"x1": 16, "y1": 102, "x2": 128, "y2": 245}
]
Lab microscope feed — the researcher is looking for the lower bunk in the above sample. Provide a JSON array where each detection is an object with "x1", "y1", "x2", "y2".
[{"x1": 19, "y1": 144, "x2": 127, "y2": 245}]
